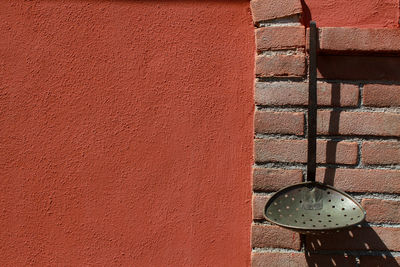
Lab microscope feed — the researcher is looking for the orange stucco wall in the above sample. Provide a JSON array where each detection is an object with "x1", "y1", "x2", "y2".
[
  {"x1": 0, "y1": 1, "x2": 254, "y2": 265},
  {"x1": 303, "y1": 0, "x2": 400, "y2": 28}
]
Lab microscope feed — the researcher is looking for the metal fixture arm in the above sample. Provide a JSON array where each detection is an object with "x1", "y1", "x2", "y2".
[{"x1": 307, "y1": 21, "x2": 317, "y2": 183}]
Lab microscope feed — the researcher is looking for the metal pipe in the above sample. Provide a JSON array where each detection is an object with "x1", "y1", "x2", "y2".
[{"x1": 307, "y1": 21, "x2": 317, "y2": 182}]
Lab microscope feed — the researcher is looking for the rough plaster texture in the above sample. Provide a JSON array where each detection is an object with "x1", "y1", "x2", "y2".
[
  {"x1": 0, "y1": 0, "x2": 254, "y2": 265},
  {"x1": 303, "y1": 0, "x2": 400, "y2": 28}
]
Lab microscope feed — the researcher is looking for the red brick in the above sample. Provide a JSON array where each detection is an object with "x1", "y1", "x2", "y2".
[
  {"x1": 255, "y1": 82, "x2": 359, "y2": 107},
  {"x1": 252, "y1": 224, "x2": 301, "y2": 249},
  {"x1": 319, "y1": 27, "x2": 400, "y2": 54},
  {"x1": 252, "y1": 252, "x2": 307, "y2": 267},
  {"x1": 305, "y1": 254, "x2": 357, "y2": 267},
  {"x1": 255, "y1": 139, "x2": 358, "y2": 165},
  {"x1": 256, "y1": 54, "x2": 305, "y2": 77},
  {"x1": 306, "y1": 226, "x2": 400, "y2": 251},
  {"x1": 359, "y1": 255, "x2": 400, "y2": 267},
  {"x1": 253, "y1": 167, "x2": 303, "y2": 191},
  {"x1": 252, "y1": 194, "x2": 270, "y2": 220},
  {"x1": 317, "y1": 111, "x2": 400, "y2": 137},
  {"x1": 250, "y1": 0, "x2": 302, "y2": 23},
  {"x1": 256, "y1": 26, "x2": 305, "y2": 51},
  {"x1": 252, "y1": 252, "x2": 357, "y2": 267},
  {"x1": 316, "y1": 168, "x2": 400, "y2": 194},
  {"x1": 362, "y1": 199, "x2": 400, "y2": 224},
  {"x1": 317, "y1": 55, "x2": 400, "y2": 82},
  {"x1": 362, "y1": 141, "x2": 400, "y2": 165},
  {"x1": 255, "y1": 110, "x2": 304, "y2": 135},
  {"x1": 363, "y1": 84, "x2": 400, "y2": 107}
]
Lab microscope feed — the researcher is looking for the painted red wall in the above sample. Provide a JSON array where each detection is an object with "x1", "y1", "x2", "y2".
[
  {"x1": 0, "y1": 1, "x2": 254, "y2": 265},
  {"x1": 303, "y1": 0, "x2": 400, "y2": 28}
]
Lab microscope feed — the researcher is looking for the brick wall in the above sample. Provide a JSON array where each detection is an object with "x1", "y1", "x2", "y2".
[{"x1": 250, "y1": 0, "x2": 400, "y2": 266}]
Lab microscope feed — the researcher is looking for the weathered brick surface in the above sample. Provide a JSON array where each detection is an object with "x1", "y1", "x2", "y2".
[
  {"x1": 250, "y1": 0, "x2": 302, "y2": 23},
  {"x1": 252, "y1": 252, "x2": 307, "y2": 267},
  {"x1": 362, "y1": 141, "x2": 400, "y2": 165},
  {"x1": 253, "y1": 168, "x2": 303, "y2": 191},
  {"x1": 363, "y1": 84, "x2": 400, "y2": 107},
  {"x1": 256, "y1": 54, "x2": 305, "y2": 77},
  {"x1": 362, "y1": 199, "x2": 400, "y2": 223},
  {"x1": 255, "y1": 82, "x2": 359, "y2": 107},
  {"x1": 319, "y1": 27, "x2": 400, "y2": 54},
  {"x1": 317, "y1": 111, "x2": 400, "y2": 137},
  {"x1": 256, "y1": 26, "x2": 305, "y2": 51},
  {"x1": 252, "y1": 194, "x2": 270, "y2": 220},
  {"x1": 255, "y1": 139, "x2": 358, "y2": 164},
  {"x1": 252, "y1": 252, "x2": 357, "y2": 267},
  {"x1": 306, "y1": 227, "x2": 400, "y2": 251},
  {"x1": 255, "y1": 111, "x2": 304, "y2": 135},
  {"x1": 252, "y1": 224, "x2": 301, "y2": 249},
  {"x1": 304, "y1": 254, "x2": 357, "y2": 267},
  {"x1": 317, "y1": 55, "x2": 400, "y2": 82},
  {"x1": 359, "y1": 255, "x2": 400, "y2": 267},
  {"x1": 251, "y1": 3, "x2": 400, "y2": 264},
  {"x1": 316, "y1": 168, "x2": 400, "y2": 194}
]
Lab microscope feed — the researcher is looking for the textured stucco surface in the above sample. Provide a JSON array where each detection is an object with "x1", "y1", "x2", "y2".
[
  {"x1": 303, "y1": 0, "x2": 400, "y2": 28},
  {"x1": 0, "y1": 1, "x2": 254, "y2": 265}
]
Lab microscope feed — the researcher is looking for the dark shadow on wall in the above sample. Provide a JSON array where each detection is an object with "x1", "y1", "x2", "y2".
[
  {"x1": 305, "y1": 225, "x2": 400, "y2": 267},
  {"x1": 300, "y1": 0, "x2": 312, "y2": 27},
  {"x1": 322, "y1": 83, "x2": 341, "y2": 185},
  {"x1": 305, "y1": 83, "x2": 400, "y2": 267},
  {"x1": 317, "y1": 55, "x2": 400, "y2": 82},
  {"x1": 300, "y1": 4, "x2": 400, "y2": 82}
]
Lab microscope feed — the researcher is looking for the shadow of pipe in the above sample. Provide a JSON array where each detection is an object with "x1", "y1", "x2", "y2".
[
  {"x1": 323, "y1": 83, "x2": 340, "y2": 184},
  {"x1": 300, "y1": 0, "x2": 312, "y2": 27}
]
